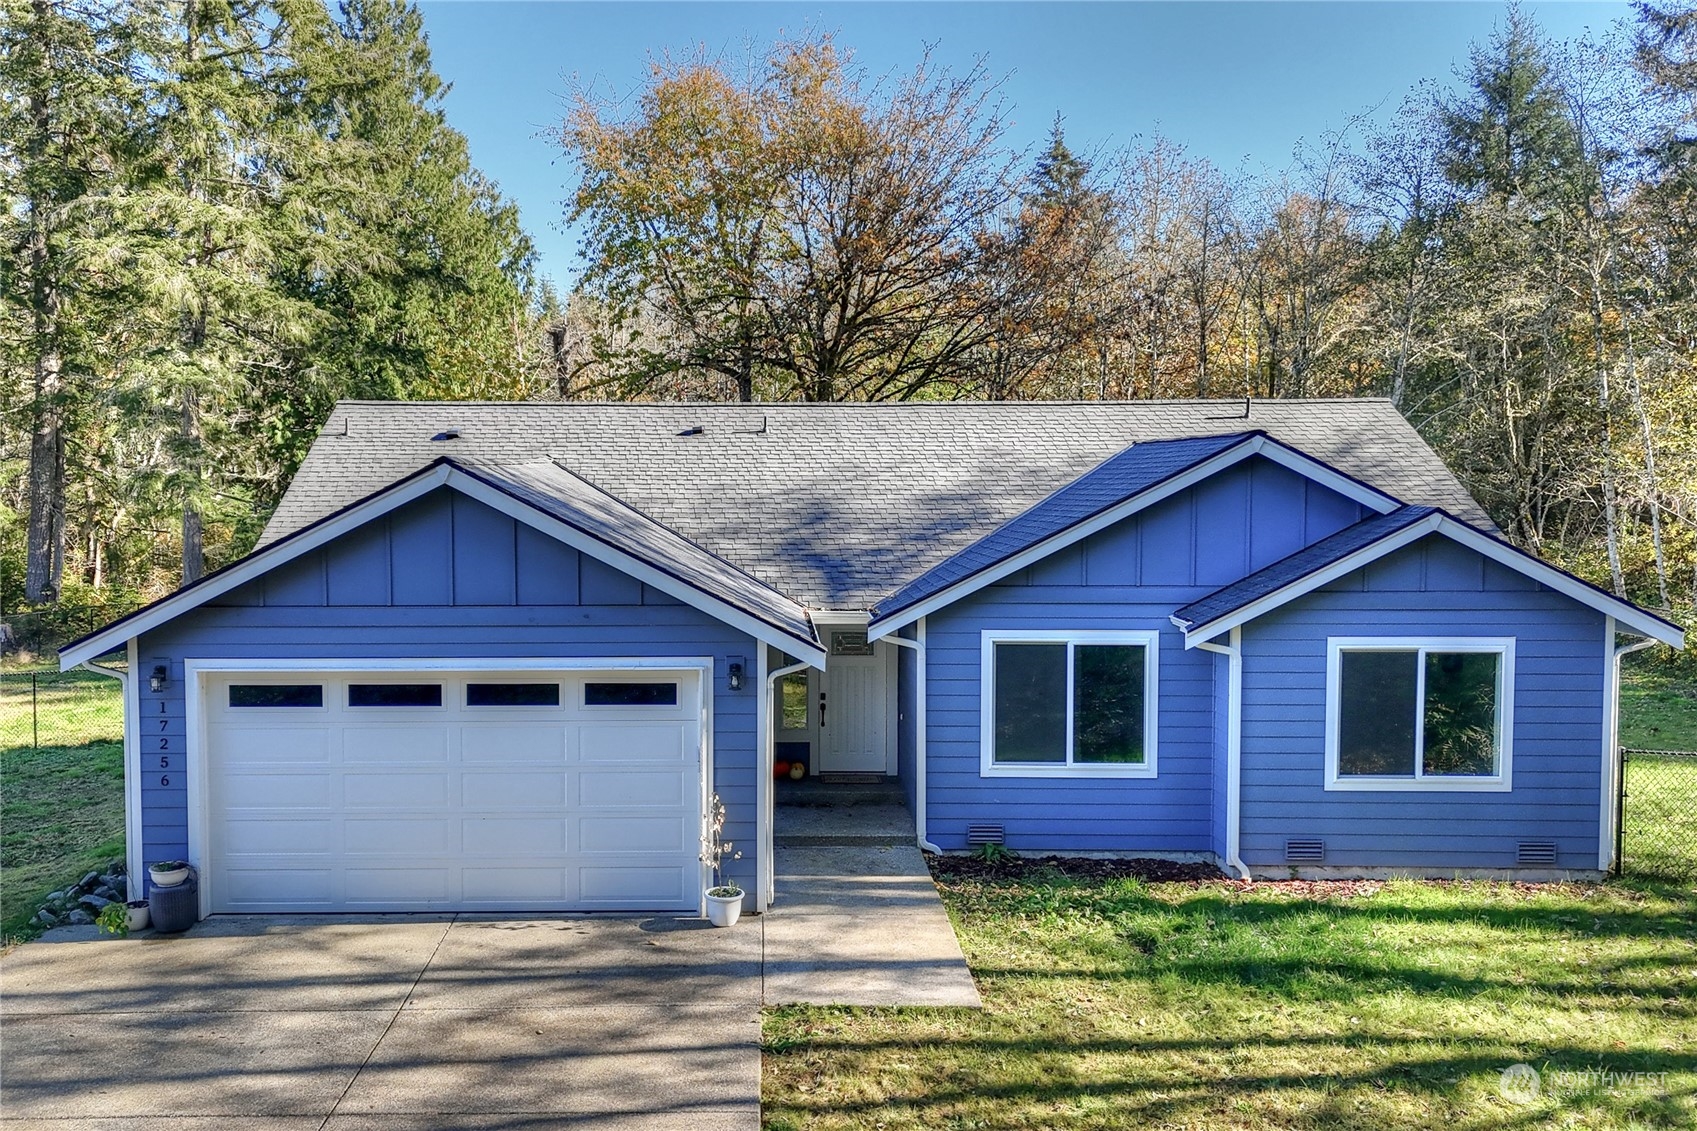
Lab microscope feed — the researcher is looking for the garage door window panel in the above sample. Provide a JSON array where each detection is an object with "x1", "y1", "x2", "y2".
[
  {"x1": 229, "y1": 684, "x2": 324, "y2": 708},
  {"x1": 348, "y1": 683, "x2": 443, "y2": 708},
  {"x1": 584, "y1": 682, "x2": 678, "y2": 707},
  {"x1": 466, "y1": 682, "x2": 561, "y2": 707}
]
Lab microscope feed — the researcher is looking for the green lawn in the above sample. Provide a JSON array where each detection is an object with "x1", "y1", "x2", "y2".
[
  {"x1": 1620, "y1": 664, "x2": 1697, "y2": 752},
  {"x1": 1, "y1": 668, "x2": 126, "y2": 944},
  {"x1": 764, "y1": 873, "x2": 1697, "y2": 1130}
]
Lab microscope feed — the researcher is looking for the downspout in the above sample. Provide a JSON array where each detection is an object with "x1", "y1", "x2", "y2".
[
  {"x1": 80, "y1": 649, "x2": 137, "y2": 883},
  {"x1": 1196, "y1": 627, "x2": 1251, "y2": 880},
  {"x1": 883, "y1": 618, "x2": 942, "y2": 854},
  {"x1": 1607, "y1": 627, "x2": 1658, "y2": 873}
]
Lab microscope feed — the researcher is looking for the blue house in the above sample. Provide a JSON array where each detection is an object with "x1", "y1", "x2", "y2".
[{"x1": 60, "y1": 401, "x2": 1685, "y2": 918}]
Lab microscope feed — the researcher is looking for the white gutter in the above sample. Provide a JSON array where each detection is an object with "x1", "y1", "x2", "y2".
[
  {"x1": 1196, "y1": 626, "x2": 1251, "y2": 880},
  {"x1": 882, "y1": 618, "x2": 942, "y2": 854},
  {"x1": 80, "y1": 646, "x2": 139, "y2": 883},
  {"x1": 1603, "y1": 621, "x2": 1659, "y2": 871}
]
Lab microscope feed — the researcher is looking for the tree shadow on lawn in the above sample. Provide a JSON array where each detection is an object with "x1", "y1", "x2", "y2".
[
  {"x1": 764, "y1": 1025, "x2": 1697, "y2": 1130},
  {"x1": 948, "y1": 892, "x2": 1697, "y2": 1014}
]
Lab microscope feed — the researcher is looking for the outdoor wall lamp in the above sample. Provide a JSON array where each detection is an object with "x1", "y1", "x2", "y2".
[
  {"x1": 727, "y1": 661, "x2": 745, "y2": 691},
  {"x1": 149, "y1": 665, "x2": 168, "y2": 694}
]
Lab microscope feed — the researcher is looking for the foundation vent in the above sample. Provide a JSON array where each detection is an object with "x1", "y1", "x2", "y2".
[
  {"x1": 1517, "y1": 840, "x2": 1558, "y2": 866},
  {"x1": 966, "y1": 824, "x2": 1005, "y2": 846},
  {"x1": 1284, "y1": 838, "x2": 1325, "y2": 863}
]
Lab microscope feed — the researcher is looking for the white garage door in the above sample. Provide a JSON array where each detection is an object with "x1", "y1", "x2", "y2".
[{"x1": 203, "y1": 668, "x2": 705, "y2": 913}]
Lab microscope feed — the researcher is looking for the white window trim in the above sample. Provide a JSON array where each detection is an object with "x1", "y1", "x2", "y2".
[
  {"x1": 1324, "y1": 637, "x2": 1515, "y2": 793},
  {"x1": 980, "y1": 629, "x2": 1160, "y2": 779}
]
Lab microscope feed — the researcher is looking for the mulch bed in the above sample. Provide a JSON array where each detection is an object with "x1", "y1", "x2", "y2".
[
  {"x1": 927, "y1": 854, "x2": 1400, "y2": 898},
  {"x1": 927, "y1": 853, "x2": 1227, "y2": 883}
]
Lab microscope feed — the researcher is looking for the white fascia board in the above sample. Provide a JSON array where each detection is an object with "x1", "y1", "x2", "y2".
[
  {"x1": 1251, "y1": 437, "x2": 1401, "y2": 516},
  {"x1": 809, "y1": 609, "x2": 870, "y2": 628},
  {"x1": 1433, "y1": 517, "x2": 1684, "y2": 648},
  {"x1": 1179, "y1": 513, "x2": 1686, "y2": 649},
  {"x1": 1177, "y1": 514, "x2": 1443, "y2": 648},
  {"x1": 57, "y1": 465, "x2": 455, "y2": 670},
  {"x1": 442, "y1": 470, "x2": 825, "y2": 667},
  {"x1": 60, "y1": 462, "x2": 826, "y2": 671},
  {"x1": 869, "y1": 435, "x2": 1399, "y2": 641}
]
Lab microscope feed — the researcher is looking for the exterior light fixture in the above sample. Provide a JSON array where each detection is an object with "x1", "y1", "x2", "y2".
[
  {"x1": 727, "y1": 661, "x2": 745, "y2": 691},
  {"x1": 149, "y1": 665, "x2": 168, "y2": 694}
]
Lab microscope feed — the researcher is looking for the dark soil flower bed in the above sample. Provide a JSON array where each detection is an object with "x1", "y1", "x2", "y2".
[{"x1": 926, "y1": 852, "x2": 1226, "y2": 883}]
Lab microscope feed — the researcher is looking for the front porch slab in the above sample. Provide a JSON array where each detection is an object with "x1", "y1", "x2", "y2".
[
  {"x1": 773, "y1": 780, "x2": 916, "y2": 846},
  {"x1": 762, "y1": 845, "x2": 982, "y2": 1009}
]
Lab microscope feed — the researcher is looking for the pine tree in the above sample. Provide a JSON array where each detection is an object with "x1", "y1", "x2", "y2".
[{"x1": 0, "y1": 0, "x2": 152, "y2": 603}]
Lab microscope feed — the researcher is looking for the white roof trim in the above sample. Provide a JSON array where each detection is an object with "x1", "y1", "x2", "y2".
[
  {"x1": 443, "y1": 470, "x2": 825, "y2": 665},
  {"x1": 61, "y1": 463, "x2": 825, "y2": 670},
  {"x1": 869, "y1": 434, "x2": 1398, "y2": 639},
  {"x1": 1175, "y1": 513, "x2": 1684, "y2": 649}
]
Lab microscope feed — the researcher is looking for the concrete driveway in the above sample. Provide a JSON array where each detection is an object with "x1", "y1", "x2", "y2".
[{"x1": 0, "y1": 915, "x2": 761, "y2": 1130}]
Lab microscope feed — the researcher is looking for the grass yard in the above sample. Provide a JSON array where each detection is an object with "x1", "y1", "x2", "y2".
[
  {"x1": 764, "y1": 872, "x2": 1697, "y2": 1130},
  {"x1": 1620, "y1": 664, "x2": 1697, "y2": 752},
  {"x1": 0, "y1": 667, "x2": 126, "y2": 944}
]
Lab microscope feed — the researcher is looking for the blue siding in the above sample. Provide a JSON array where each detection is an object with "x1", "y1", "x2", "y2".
[
  {"x1": 143, "y1": 487, "x2": 762, "y2": 896},
  {"x1": 923, "y1": 456, "x2": 1363, "y2": 854},
  {"x1": 1238, "y1": 540, "x2": 1608, "y2": 872}
]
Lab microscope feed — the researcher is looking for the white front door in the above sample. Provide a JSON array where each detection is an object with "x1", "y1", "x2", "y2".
[
  {"x1": 819, "y1": 638, "x2": 892, "y2": 774},
  {"x1": 202, "y1": 667, "x2": 704, "y2": 913}
]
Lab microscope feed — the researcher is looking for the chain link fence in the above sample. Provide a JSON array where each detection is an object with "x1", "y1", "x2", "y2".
[
  {"x1": 1, "y1": 666, "x2": 126, "y2": 754},
  {"x1": 1619, "y1": 749, "x2": 1697, "y2": 881}
]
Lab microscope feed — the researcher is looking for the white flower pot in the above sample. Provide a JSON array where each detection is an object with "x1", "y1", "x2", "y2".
[
  {"x1": 149, "y1": 865, "x2": 189, "y2": 888},
  {"x1": 705, "y1": 889, "x2": 743, "y2": 927},
  {"x1": 125, "y1": 902, "x2": 150, "y2": 932}
]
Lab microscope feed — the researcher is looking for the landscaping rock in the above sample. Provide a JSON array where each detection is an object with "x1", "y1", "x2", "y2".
[
  {"x1": 94, "y1": 886, "x2": 119, "y2": 901},
  {"x1": 79, "y1": 894, "x2": 113, "y2": 911},
  {"x1": 80, "y1": 871, "x2": 100, "y2": 889},
  {"x1": 67, "y1": 910, "x2": 94, "y2": 925},
  {"x1": 34, "y1": 911, "x2": 58, "y2": 927}
]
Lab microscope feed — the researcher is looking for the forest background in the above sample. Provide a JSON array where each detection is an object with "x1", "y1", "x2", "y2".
[{"x1": 4, "y1": 0, "x2": 1693, "y2": 668}]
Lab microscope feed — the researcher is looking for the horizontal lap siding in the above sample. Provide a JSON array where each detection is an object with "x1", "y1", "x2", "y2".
[
  {"x1": 1239, "y1": 541, "x2": 1607, "y2": 872},
  {"x1": 138, "y1": 488, "x2": 761, "y2": 895},
  {"x1": 922, "y1": 457, "x2": 1366, "y2": 855}
]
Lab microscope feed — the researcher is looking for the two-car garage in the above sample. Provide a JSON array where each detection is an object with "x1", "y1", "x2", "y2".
[{"x1": 196, "y1": 666, "x2": 707, "y2": 915}]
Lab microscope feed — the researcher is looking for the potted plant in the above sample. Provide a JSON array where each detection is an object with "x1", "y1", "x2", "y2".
[
  {"x1": 700, "y1": 794, "x2": 744, "y2": 927},
  {"x1": 148, "y1": 861, "x2": 190, "y2": 888},
  {"x1": 124, "y1": 899, "x2": 150, "y2": 931}
]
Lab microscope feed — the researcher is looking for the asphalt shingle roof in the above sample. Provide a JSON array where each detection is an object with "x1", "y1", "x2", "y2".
[
  {"x1": 265, "y1": 399, "x2": 1494, "y2": 610},
  {"x1": 1170, "y1": 505, "x2": 1438, "y2": 634},
  {"x1": 455, "y1": 460, "x2": 817, "y2": 649},
  {"x1": 874, "y1": 432, "x2": 1258, "y2": 620}
]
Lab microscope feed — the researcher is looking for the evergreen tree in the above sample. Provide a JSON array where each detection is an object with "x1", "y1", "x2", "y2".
[{"x1": 0, "y1": 0, "x2": 153, "y2": 603}]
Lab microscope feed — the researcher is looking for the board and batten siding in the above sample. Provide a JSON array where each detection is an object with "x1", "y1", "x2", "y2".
[
  {"x1": 923, "y1": 456, "x2": 1366, "y2": 853},
  {"x1": 1237, "y1": 537, "x2": 1607, "y2": 873},
  {"x1": 133, "y1": 487, "x2": 761, "y2": 895}
]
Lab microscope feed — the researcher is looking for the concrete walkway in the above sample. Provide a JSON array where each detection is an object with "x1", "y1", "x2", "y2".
[{"x1": 763, "y1": 845, "x2": 982, "y2": 1008}]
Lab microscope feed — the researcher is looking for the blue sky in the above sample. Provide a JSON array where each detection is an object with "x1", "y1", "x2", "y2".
[{"x1": 415, "y1": 1, "x2": 1634, "y2": 290}]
